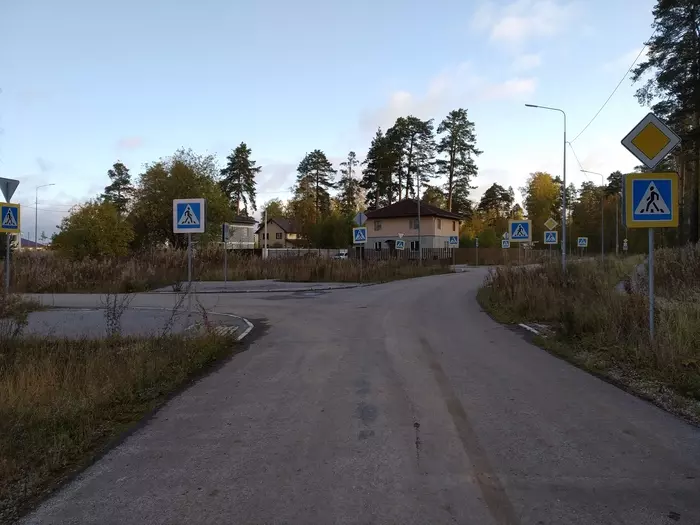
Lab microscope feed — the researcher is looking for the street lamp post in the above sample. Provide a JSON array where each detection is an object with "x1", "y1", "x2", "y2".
[
  {"x1": 580, "y1": 170, "x2": 606, "y2": 261},
  {"x1": 525, "y1": 104, "x2": 567, "y2": 271},
  {"x1": 35, "y1": 183, "x2": 55, "y2": 248}
]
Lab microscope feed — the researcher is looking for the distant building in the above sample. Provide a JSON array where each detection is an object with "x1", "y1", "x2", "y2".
[
  {"x1": 18, "y1": 237, "x2": 48, "y2": 250},
  {"x1": 365, "y1": 199, "x2": 462, "y2": 250},
  {"x1": 255, "y1": 218, "x2": 306, "y2": 248},
  {"x1": 223, "y1": 215, "x2": 257, "y2": 249}
]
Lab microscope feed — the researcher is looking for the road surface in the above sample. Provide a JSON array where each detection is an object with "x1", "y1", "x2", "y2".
[{"x1": 22, "y1": 270, "x2": 700, "y2": 525}]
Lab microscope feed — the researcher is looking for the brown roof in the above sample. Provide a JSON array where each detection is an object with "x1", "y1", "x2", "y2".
[
  {"x1": 255, "y1": 217, "x2": 300, "y2": 234},
  {"x1": 365, "y1": 199, "x2": 463, "y2": 220}
]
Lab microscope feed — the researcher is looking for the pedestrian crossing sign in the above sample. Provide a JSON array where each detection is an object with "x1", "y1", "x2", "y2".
[
  {"x1": 353, "y1": 227, "x2": 367, "y2": 244},
  {"x1": 508, "y1": 219, "x2": 531, "y2": 242},
  {"x1": 624, "y1": 172, "x2": 678, "y2": 228},
  {"x1": 544, "y1": 231, "x2": 558, "y2": 245},
  {"x1": 0, "y1": 203, "x2": 20, "y2": 233},
  {"x1": 173, "y1": 198, "x2": 206, "y2": 233},
  {"x1": 577, "y1": 237, "x2": 588, "y2": 248}
]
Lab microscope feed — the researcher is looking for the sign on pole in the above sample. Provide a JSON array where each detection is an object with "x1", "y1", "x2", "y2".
[
  {"x1": 577, "y1": 237, "x2": 588, "y2": 248},
  {"x1": 395, "y1": 239, "x2": 405, "y2": 250},
  {"x1": 624, "y1": 172, "x2": 678, "y2": 228},
  {"x1": 501, "y1": 239, "x2": 510, "y2": 249},
  {"x1": 544, "y1": 231, "x2": 558, "y2": 245},
  {"x1": 0, "y1": 178, "x2": 19, "y2": 203},
  {"x1": 353, "y1": 227, "x2": 367, "y2": 244},
  {"x1": 353, "y1": 212, "x2": 367, "y2": 226},
  {"x1": 448, "y1": 235, "x2": 458, "y2": 247},
  {"x1": 623, "y1": 238, "x2": 629, "y2": 252},
  {"x1": 1, "y1": 203, "x2": 20, "y2": 233},
  {"x1": 621, "y1": 112, "x2": 681, "y2": 169},
  {"x1": 508, "y1": 220, "x2": 531, "y2": 243},
  {"x1": 544, "y1": 217, "x2": 558, "y2": 230},
  {"x1": 173, "y1": 198, "x2": 206, "y2": 233}
]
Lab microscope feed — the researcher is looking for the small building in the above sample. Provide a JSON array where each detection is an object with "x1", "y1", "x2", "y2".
[
  {"x1": 364, "y1": 199, "x2": 462, "y2": 250},
  {"x1": 255, "y1": 218, "x2": 305, "y2": 248},
  {"x1": 223, "y1": 215, "x2": 257, "y2": 249}
]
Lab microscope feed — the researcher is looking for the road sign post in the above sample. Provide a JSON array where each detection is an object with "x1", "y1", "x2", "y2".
[
  {"x1": 1, "y1": 203, "x2": 20, "y2": 295},
  {"x1": 508, "y1": 220, "x2": 532, "y2": 243},
  {"x1": 621, "y1": 112, "x2": 681, "y2": 341},
  {"x1": 353, "y1": 227, "x2": 367, "y2": 282},
  {"x1": 173, "y1": 199, "x2": 206, "y2": 311},
  {"x1": 448, "y1": 235, "x2": 458, "y2": 266}
]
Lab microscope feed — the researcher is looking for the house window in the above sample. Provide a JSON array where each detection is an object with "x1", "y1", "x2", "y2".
[
  {"x1": 374, "y1": 241, "x2": 382, "y2": 250},
  {"x1": 374, "y1": 220, "x2": 382, "y2": 231},
  {"x1": 452, "y1": 221, "x2": 456, "y2": 231},
  {"x1": 409, "y1": 218, "x2": 419, "y2": 230},
  {"x1": 410, "y1": 240, "x2": 420, "y2": 251},
  {"x1": 275, "y1": 232, "x2": 283, "y2": 240},
  {"x1": 437, "y1": 218, "x2": 442, "y2": 230}
]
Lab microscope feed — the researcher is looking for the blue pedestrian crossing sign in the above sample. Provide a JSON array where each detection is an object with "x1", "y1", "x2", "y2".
[
  {"x1": 448, "y1": 235, "x2": 459, "y2": 246},
  {"x1": 173, "y1": 198, "x2": 206, "y2": 233},
  {"x1": 577, "y1": 237, "x2": 588, "y2": 248},
  {"x1": 508, "y1": 219, "x2": 531, "y2": 242},
  {"x1": 395, "y1": 239, "x2": 405, "y2": 250},
  {"x1": 624, "y1": 172, "x2": 678, "y2": 228},
  {"x1": 544, "y1": 231, "x2": 558, "y2": 245},
  {"x1": 0, "y1": 203, "x2": 20, "y2": 233},
  {"x1": 501, "y1": 239, "x2": 511, "y2": 249},
  {"x1": 353, "y1": 227, "x2": 367, "y2": 244}
]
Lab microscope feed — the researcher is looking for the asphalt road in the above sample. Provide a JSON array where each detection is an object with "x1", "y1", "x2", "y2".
[{"x1": 22, "y1": 270, "x2": 700, "y2": 525}]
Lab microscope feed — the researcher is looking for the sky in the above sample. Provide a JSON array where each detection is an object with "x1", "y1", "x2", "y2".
[{"x1": 1, "y1": 0, "x2": 659, "y2": 240}]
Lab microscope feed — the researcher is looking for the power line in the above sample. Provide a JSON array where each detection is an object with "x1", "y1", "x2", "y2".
[{"x1": 570, "y1": 42, "x2": 650, "y2": 144}]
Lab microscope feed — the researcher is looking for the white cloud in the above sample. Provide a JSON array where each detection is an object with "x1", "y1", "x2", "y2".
[
  {"x1": 602, "y1": 47, "x2": 648, "y2": 73},
  {"x1": 473, "y1": 0, "x2": 577, "y2": 46},
  {"x1": 360, "y1": 63, "x2": 536, "y2": 132},
  {"x1": 512, "y1": 53, "x2": 542, "y2": 71}
]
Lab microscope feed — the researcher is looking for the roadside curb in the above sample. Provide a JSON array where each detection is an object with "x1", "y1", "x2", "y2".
[{"x1": 148, "y1": 283, "x2": 377, "y2": 294}]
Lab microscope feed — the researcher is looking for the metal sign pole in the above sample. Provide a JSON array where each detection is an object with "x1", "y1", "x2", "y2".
[
  {"x1": 4, "y1": 235, "x2": 9, "y2": 295},
  {"x1": 187, "y1": 232, "x2": 193, "y2": 313},
  {"x1": 648, "y1": 228, "x2": 655, "y2": 341},
  {"x1": 223, "y1": 224, "x2": 228, "y2": 284}
]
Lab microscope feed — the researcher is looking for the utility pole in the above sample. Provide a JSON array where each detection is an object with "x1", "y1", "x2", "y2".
[{"x1": 35, "y1": 183, "x2": 55, "y2": 248}]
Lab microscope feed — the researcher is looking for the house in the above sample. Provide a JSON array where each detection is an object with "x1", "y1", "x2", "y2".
[
  {"x1": 255, "y1": 218, "x2": 305, "y2": 248},
  {"x1": 364, "y1": 199, "x2": 462, "y2": 250},
  {"x1": 19, "y1": 237, "x2": 49, "y2": 250},
  {"x1": 223, "y1": 215, "x2": 257, "y2": 249}
]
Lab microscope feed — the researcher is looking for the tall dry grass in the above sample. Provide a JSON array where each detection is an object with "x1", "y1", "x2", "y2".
[
  {"x1": 0, "y1": 333, "x2": 237, "y2": 523},
  {"x1": 1, "y1": 248, "x2": 450, "y2": 293},
  {"x1": 654, "y1": 242, "x2": 700, "y2": 300},
  {"x1": 479, "y1": 258, "x2": 700, "y2": 401}
]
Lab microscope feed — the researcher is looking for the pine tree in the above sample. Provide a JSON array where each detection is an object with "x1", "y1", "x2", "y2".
[
  {"x1": 436, "y1": 108, "x2": 481, "y2": 213},
  {"x1": 632, "y1": 0, "x2": 700, "y2": 242},
  {"x1": 386, "y1": 116, "x2": 435, "y2": 200},
  {"x1": 361, "y1": 128, "x2": 398, "y2": 209},
  {"x1": 219, "y1": 142, "x2": 260, "y2": 215},
  {"x1": 295, "y1": 150, "x2": 336, "y2": 221},
  {"x1": 337, "y1": 151, "x2": 362, "y2": 217},
  {"x1": 101, "y1": 162, "x2": 134, "y2": 216}
]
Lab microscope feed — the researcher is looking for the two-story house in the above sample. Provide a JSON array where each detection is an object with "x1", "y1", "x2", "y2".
[
  {"x1": 255, "y1": 218, "x2": 305, "y2": 248},
  {"x1": 364, "y1": 199, "x2": 462, "y2": 250}
]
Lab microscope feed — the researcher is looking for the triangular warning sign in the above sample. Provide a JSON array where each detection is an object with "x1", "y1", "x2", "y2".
[
  {"x1": 634, "y1": 181, "x2": 670, "y2": 215},
  {"x1": 512, "y1": 224, "x2": 527, "y2": 238},
  {"x1": 177, "y1": 204, "x2": 200, "y2": 225},
  {"x1": 2, "y1": 208, "x2": 17, "y2": 227}
]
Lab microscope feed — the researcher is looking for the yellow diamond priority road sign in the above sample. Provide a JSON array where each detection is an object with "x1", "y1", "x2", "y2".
[
  {"x1": 544, "y1": 217, "x2": 558, "y2": 230},
  {"x1": 621, "y1": 112, "x2": 680, "y2": 169}
]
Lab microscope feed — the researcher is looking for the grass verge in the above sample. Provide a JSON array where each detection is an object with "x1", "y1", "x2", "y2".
[
  {"x1": 3, "y1": 249, "x2": 451, "y2": 293},
  {"x1": 0, "y1": 333, "x2": 239, "y2": 523},
  {"x1": 477, "y1": 256, "x2": 700, "y2": 425}
]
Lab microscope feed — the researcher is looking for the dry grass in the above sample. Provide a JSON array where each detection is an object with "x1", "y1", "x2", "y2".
[
  {"x1": 0, "y1": 333, "x2": 238, "y2": 523},
  {"x1": 478, "y1": 256, "x2": 700, "y2": 413},
  {"x1": 1, "y1": 248, "x2": 450, "y2": 293},
  {"x1": 654, "y1": 243, "x2": 700, "y2": 301}
]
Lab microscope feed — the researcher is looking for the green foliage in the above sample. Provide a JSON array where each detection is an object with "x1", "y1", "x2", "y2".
[
  {"x1": 421, "y1": 185, "x2": 447, "y2": 208},
  {"x1": 520, "y1": 172, "x2": 559, "y2": 242},
  {"x1": 387, "y1": 116, "x2": 435, "y2": 200},
  {"x1": 294, "y1": 150, "x2": 336, "y2": 221},
  {"x1": 436, "y1": 108, "x2": 480, "y2": 214},
  {"x1": 477, "y1": 183, "x2": 514, "y2": 228},
  {"x1": 337, "y1": 151, "x2": 362, "y2": 217},
  {"x1": 262, "y1": 198, "x2": 287, "y2": 219},
  {"x1": 52, "y1": 201, "x2": 134, "y2": 258},
  {"x1": 361, "y1": 128, "x2": 398, "y2": 209},
  {"x1": 219, "y1": 142, "x2": 260, "y2": 215},
  {"x1": 307, "y1": 212, "x2": 353, "y2": 248},
  {"x1": 129, "y1": 149, "x2": 231, "y2": 249},
  {"x1": 101, "y1": 162, "x2": 134, "y2": 216}
]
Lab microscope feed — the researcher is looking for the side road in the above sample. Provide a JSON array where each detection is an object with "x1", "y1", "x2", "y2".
[{"x1": 22, "y1": 270, "x2": 700, "y2": 525}]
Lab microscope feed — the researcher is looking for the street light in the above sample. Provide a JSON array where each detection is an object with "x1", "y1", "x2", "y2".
[
  {"x1": 35, "y1": 183, "x2": 55, "y2": 248},
  {"x1": 525, "y1": 103, "x2": 567, "y2": 270},
  {"x1": 580, "y1": 170, "x2": 606, "y2": 260}
]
